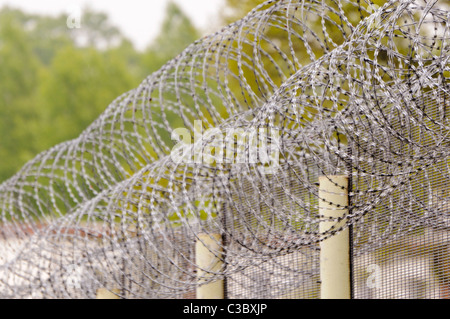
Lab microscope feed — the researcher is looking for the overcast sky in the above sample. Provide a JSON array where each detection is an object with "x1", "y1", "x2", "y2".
[{"x1": 0, "y1": 0, "x2": 225, "y2": 50}]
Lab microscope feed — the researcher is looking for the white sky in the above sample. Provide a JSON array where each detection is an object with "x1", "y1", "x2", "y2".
[{"x1": 0, "y1": 0, "x2": 225, "y2": 50}]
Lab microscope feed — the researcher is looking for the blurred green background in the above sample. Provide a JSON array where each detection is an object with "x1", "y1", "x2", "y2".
[{"x1": 0, "y1": 1, "x2": 218, "y2": 183}]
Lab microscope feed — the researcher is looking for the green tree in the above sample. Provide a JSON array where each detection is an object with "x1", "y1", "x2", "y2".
[
  {"x1": 0, "y1": 7, "x2": 130, "y2": 66},
  {"x1": 141, "y1": 1, "x2": 200, "y2": 74},
  {"x1": 0, "y1": 10, "x2": 41, "y2": 181},
  {"x1": 36, "y1": 46, "x2": 138, "y2": 149},
  {"x1": 0, "y1": 3, "x2": 203, "y2": 183},
  {"x1": 0, "y1": 6, "x2": 143, "y2": 183},
  {"x1": 70, "y1": 8, "x2": 124, "y2": 49}
]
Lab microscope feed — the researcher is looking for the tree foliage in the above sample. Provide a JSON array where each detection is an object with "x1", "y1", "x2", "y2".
[
  {"x1": 0, "y1": 2, "x2": 200, "y2": 182},
  {"x1": 141, "y1": 1, "x2": 200, "y2": 74}
]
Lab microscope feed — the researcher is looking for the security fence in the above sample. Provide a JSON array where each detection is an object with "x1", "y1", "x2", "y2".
[{"x1": 1, "y1": 0, "x2": 450, "y2": 299}]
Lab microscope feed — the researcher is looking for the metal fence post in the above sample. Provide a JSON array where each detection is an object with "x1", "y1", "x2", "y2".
[
  {"x1": 319, "y1": 175, "x2": 351, "y2": 299},
  {"x1": 196, "y1": 233, "x2": 224, "y2": 299},
  {"x1": 96, "y1": 288, "x2": 120, "y2": 299}
]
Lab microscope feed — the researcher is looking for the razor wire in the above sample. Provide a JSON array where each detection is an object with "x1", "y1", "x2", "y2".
[{"x1": 0, "y1": 0, "x2": 450, "y2": 298}]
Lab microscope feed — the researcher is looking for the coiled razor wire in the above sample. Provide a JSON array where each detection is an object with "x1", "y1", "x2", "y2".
[{"x1": 0, "y1": 0, "x2": 450, "y2": 298}]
